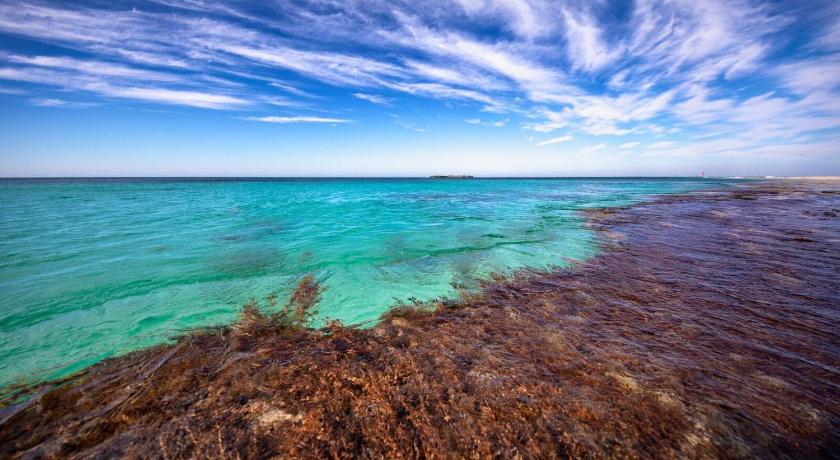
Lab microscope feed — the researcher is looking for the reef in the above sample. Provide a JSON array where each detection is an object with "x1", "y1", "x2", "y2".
[{"x1": 1, "y1": 180, "x2": 838, "y2": 459}]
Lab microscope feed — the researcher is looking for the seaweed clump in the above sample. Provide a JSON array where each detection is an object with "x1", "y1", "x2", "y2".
[
  {"x1": 241, "y1": 274, "x2": 323, "y2": 328},
  {"x1": 232, "y1": 273, "x2": 324, "y2": 351}
]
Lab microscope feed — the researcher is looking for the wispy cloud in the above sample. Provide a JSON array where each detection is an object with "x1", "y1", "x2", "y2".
[
  {"x1": 29, "y1": 97, "x2": 96, "y2": 108},
  {"x1": 4, "y1": 53, "x2": 181, "y2": 81},
  {"x1": 354, "y1": 93, "x2": 392, "y2": 105},
  {"x1": 387, "y1": 82, "x2": 498, "y2": 106},
  {"x1": 577, "y1": 143, "x2": 608, "y2": 155},
  {"x1": 536, "y1": 135, "x2": 573, "y2": 146},
  {"x1": 465, "y1": 117, "x2": 506, "y2": 127},
  {"x1": 0, "y1": 64, "x2": 249, "y2": 109},
  {"x1": 30, "y1": 98, "x2": 69, "y2": 107},
  {"x1": 562, "y1": 9, "x2": 618, "y2": 73},
  {"x1": 213, "y1": 43, "x2": 407, "y2": 88},
  {"x1": 0, "y1": 86, "x2": 26, "y2": 95},
  {"x1": 243, "y1": 116, "x2": 352, "y2": 124},
  {"x1": 395, "y1": 120, "x2": 425, "y2": 132},
  {"x1": 98, "y1": 86, "x2": 248, "y2": 109},
  {"x1": 269, "y1": 82, "x2": 320, "y2": 99}
]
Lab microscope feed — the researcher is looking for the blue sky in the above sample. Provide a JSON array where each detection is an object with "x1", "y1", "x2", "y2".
[{"x1": 0, "y1": 0, "x2": 839, "y2": 177}]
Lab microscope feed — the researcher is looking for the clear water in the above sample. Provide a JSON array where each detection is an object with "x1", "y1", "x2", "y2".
[{"x1": 0, "y1": 178, "x2": 729, "y2": 387}]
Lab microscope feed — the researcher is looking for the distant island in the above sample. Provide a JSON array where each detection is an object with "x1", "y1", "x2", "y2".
[{"x1": 429, "y1": 175, "x2": 474, "y2": 179}]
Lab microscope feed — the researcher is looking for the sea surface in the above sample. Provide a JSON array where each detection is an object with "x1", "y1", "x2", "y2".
[{"x1": 0, "y1": 178, "x2": 731, "y2": 388}]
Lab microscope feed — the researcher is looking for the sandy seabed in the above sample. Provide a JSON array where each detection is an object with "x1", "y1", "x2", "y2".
[{"x1": 1, "y1": 180, "x2": 839, "y2": 459}]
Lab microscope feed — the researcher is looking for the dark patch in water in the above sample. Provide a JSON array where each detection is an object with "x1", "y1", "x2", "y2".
[
  {"x1": 208, "y1": 248, "x2": 287, "y2": 277},
  {"x1": 216, "y1": 234, "x2": 246, "y2": 242},
  {"x1": 216, "y1": 221, "x2": 285, "y2": 244},
  {"x1": 1, "y1": 181, "x2": 838, "y2": 459}
]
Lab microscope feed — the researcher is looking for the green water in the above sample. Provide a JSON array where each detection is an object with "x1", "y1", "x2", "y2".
[{"x1": 0, "y1": 178, "x2": 729, "y2": 387}]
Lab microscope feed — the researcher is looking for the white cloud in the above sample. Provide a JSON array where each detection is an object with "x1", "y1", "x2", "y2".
[
  {"x1": 97, "y1": 86, "x2": 248, "y2": 109},
  {"x1": 536, "y1": 135, "x2": 573, "y2": 146},
  {"x1": 269, "y1": 82, "x2": 320, "y2": 99},
  {"x1": 562, "y1": 9, "x2": 618, "y2": 72},
  {"x1": 385, "y1": 12, "x2": 565, "y2": 95},
  {"x1": 0, "y1": 86, "x2": 25, "y2": 95},
  {"x1": 243, "y1": 116, "x2": 352, "y2": 124},
  {"x1": 526, "y1": 89, "x2": 676, "y2": 136},
  {"x1": 0, "y1": 65, "x2": 248, "y2": 109},
  {"x1": 776, "y1": 56, "x2": 840, "y2": 94},
  {"x1": 465, "y1": 117, "x2": 506, "y2": 127},
  {"x1": 620, "y1": 141, "x2": 641, "y2": 149},
  {"x1": 816, "y1": 14, "x2": 840, "y2": 50},
  {"x1": 4, "y1": 54, "x2": 180, "y2": 82},
  {"x1": 607, "y1": 69, "x2": 630, "y2": 90},
  {"x1": 387, "y1": 82, "x2": 497, "y2": 105},
  {"x1": 403, "y1": 60, "x2": 507, "y2": 91},
  {"x1": 260, "y1": 95, "x2": 309, "y2": 108},
  {"x1": 30, "y1": 98, "x2": 67, "y2": 107},
  {"x1": 571, "y1": 143, "x2": 608, "y2": 156},
  {"x1": 525, "y1": 107, "x2": 572, "y2": 132},
  {"x1": 213, "y1": 43, "x2": 406, "y2": 88},
  {"x1": 354, "y1": 93, "x2": 392, "y2": 105},
  {"x1": 29, "y1": 97, "x2": 96, "y2": 108}
]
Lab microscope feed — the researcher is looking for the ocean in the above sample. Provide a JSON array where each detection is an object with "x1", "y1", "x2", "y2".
[{"x1": 0, "y1": 177, "x2": 733, "y2": 388}]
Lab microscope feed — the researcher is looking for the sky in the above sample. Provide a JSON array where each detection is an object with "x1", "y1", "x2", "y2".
[{"x1": 0, "y1": 0, "x2": 839, "y2": 177}]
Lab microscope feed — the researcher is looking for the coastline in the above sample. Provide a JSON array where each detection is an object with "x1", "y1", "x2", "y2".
[{"x1": 1, "y1": 180, "x2": 838, "y2": 458}]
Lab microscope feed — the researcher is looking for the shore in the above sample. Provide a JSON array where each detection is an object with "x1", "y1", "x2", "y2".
[{"x1": 1, "y1": 180, "x2": 839, "y2": 458}]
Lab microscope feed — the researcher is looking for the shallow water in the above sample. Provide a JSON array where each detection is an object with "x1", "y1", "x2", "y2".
[{"x1": 0, "y1": 178, "x2": 727, "y2": 387}]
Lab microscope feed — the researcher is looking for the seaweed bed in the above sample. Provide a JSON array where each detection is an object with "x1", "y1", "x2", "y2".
[{"x1": 1, "y1": 181, "x2": 839, "y2": 459}]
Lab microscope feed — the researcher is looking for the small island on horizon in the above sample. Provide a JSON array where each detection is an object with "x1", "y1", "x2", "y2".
[{"x1": 429, "y1": 174, "x2": 474, "y2": 179}]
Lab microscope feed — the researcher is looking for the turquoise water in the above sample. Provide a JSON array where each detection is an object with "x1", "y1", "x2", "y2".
[{"x1": 0, "y1": 178, "x2": 729, "y2": 387}]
